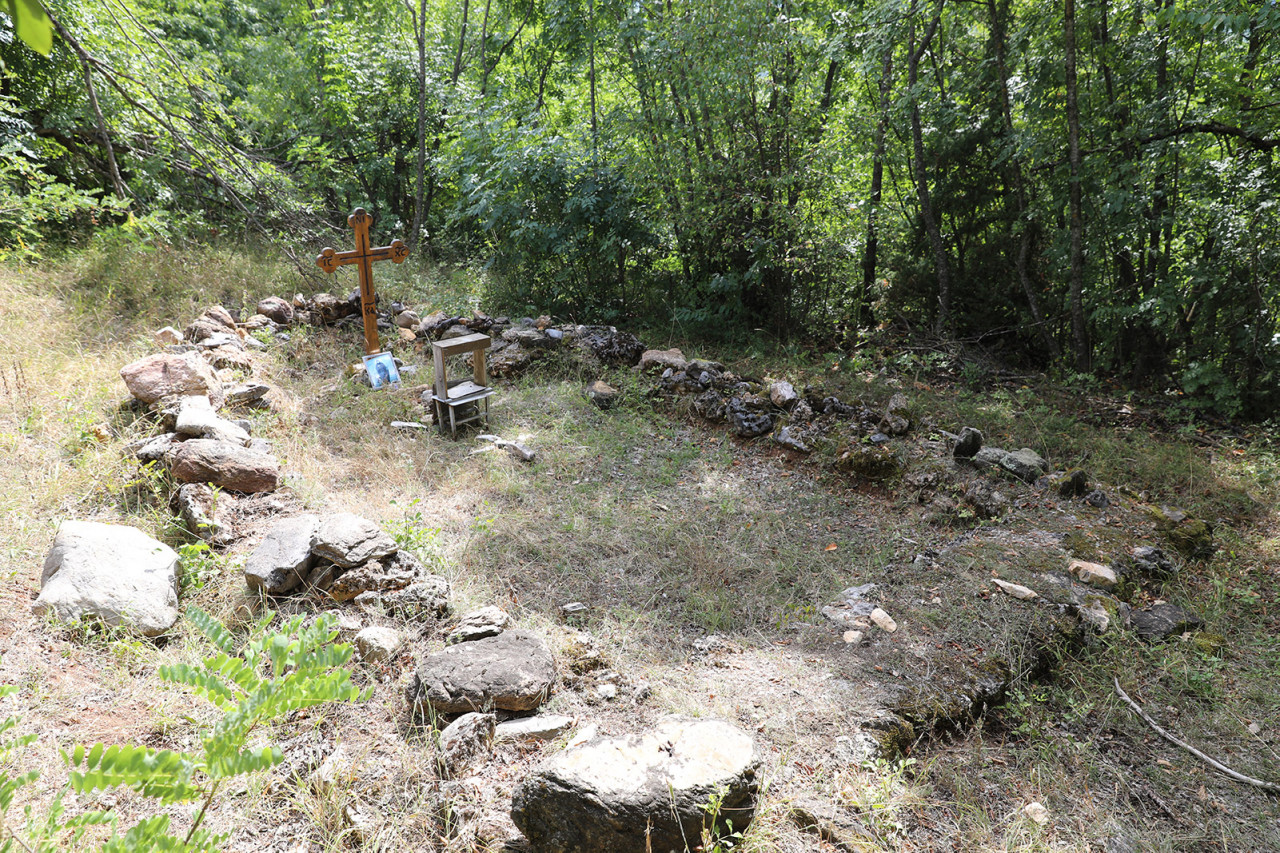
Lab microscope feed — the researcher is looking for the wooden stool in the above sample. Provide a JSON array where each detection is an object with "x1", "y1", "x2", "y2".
[{"x1": 430, "y1": 333, "x2": 495, "y2": 434}]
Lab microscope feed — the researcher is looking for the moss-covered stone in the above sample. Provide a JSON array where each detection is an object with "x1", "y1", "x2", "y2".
[
  {"x1": 1147, "y1": 506, "x2": 1215, "y2": 559},
  {"x1": 836, "y1": 442, "x2": 901, "y2": 481},
  {"x1": 1191, "y1": 632, "x2": 1226, "y2": 657},
  {"x1": 1048, "y1": 468, "x2": 1090, "y2": 497}
]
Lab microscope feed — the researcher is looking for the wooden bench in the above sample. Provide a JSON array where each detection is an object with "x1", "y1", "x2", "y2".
[{"x1": 430, "y1": 333, "x2": 494, "y2": 434}]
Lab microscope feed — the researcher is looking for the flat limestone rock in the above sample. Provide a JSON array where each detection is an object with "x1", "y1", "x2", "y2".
[
  {"x1": 166, "y1": 439, "x2": 279, "y2": 493},
  {"x1": 34, "y1": 521, "x2": 179, "y2": 637},
  {"x1": 511, "y1": 717, "x2": 760, "y2": 853},
  {"x1": 1131, "y1": 603, "x2": 1204, "y2": 641},
  {"x1": 447, "y1": 605, "x2": 511, "y2": 643},
  {"x1": 174, "y1": 395, "x2": 250, "y2": 445},
  {"x1": 310, "y1": 512, "x2": 397, "y2": 568},
  {"x1": 244, "y1": 514, "x2": 320, "y2": 595},
  {"x1": 329, "y1": 551, "x2": 423, "y2": 601},
  {"x1": 120, "y1": 351, "x2": 225, "y2": 408},
  {"x1": 494, "y1": 715, "x2": 575, "y2": 743},
  {"x1": 639, "y1": 348, "x2": 687, "y2": 373},
  {"x1": 409, "y1": 628, "x2": 555, "y2": 714}
]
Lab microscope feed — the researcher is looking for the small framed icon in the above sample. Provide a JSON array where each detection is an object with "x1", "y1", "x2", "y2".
[{"x1": 363, "y1": 351, "x2": 401, "y2": 389}]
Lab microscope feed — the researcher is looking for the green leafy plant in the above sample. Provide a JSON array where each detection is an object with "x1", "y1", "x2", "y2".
[
  {"x1": 63, "y1": 607, "x2": 364, "y2": 849},
  {"x1": 697, "y1": 786, "x2": 745, "y2": 852},
  {"x1": 176, "y1": 541, "x2": 220, "y2": 595}
]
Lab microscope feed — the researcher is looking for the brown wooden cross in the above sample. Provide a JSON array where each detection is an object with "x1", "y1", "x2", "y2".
[{"x1": 316, "y1": 208, "x2": 409, "y2": 354}]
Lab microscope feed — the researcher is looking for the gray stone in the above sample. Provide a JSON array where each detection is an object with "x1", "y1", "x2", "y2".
[
  {"x1": 166, "y1": 439, "x2": 279, "y2": 493},
  {"x1": 728, "y1": 399, "x2": 773, "y2": 438},
  {"x1": 494, "y1": 715, "x2": 576, "y2": 743},
  {"x1": 409, "y1": 628, "x2": 556, "y2": 714},
  {"x1": 439, "y1": 712, "x2": 495, "y2": 778},
  {"x1": 394, "y1": 309, "x2": 421, "y2": 329},
  {"x1": 131, "y1": 432, "x2": 178, "y2": 463},
  {"x1": 953, "y1": 426, "x2": 983, "y2": 458},
  {"x1": 244, "y1": 514, "x2": 320, "y2": 595},
  {"x1": 33, "y1": 521, "x2": 180, "y2": 637},
  {"x1": 120, "y1": 351, "x2": 225, "y2": 408},
  {"x1": 329, "y1": 550, "x2": 424, "y2": 602},
  {"x1": 790, "y1": 795, "x2": 875, "y2": 850},
  {"x1": 448, "y1": 605, "x2": 511, "y2": 643},
  {"x1": 769, "y1": 380, "x2": 798, "y2": 409},
  {"x1": 774, "y1": 426, "x2": 810, "y2": 453},
  {"x1": 972, "y1": 446, "x2": 1010, "y2": 467},
  {"x1": 1131, "y1": 603, "x2": 1204, "y2": 641},
  {"x1": 225, "y1": 383, "x2": 270, "y2": 406},
  {"x1": 586, "y1": 380, "x2": 619, "y2": 410},
  {"x1": 1132, "y1": 545, "x2": 1176, "y2": 579},
  {"x1": 174, "y1": 395, "x2": 251, "y2": 445},
  {"x1": 174, "y1": 483, "x2": 235, "y2": 545},
  {"x1": 511, "y1": 717, "x2": 760, "y2": 853},
  {"x1": 355, "y1": 626, "x2": 406, "y2": 663},
  {"x1": 256, "y1": 296, "x2": 294, "y2": 324},
  {"x1": 358, "y1": 576, "x2": 451, "y2": 618},
  {"x1": 1000, "y1": 448, "x2": 1050, "y2": 482},
  {"x1": 310, "y1": 512, "x2": 397, "y2": 568},
  {"x1": 154, "y1": 326, "x2": 183, "y2": 345}
]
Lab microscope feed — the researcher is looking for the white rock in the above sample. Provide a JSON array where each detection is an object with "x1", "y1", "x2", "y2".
[
  {"x1": 1069, "y1": 559, "x2": 1118, "y2": 589},
  {"x1": 1022, "y1": 801, "x2": 1050, "y2": 825},
  {"x1": 842, "y1": 630, "x2": 864, "y2": 645},
  {"x1": 34, "y1": 521, "x2": 179, "y2": 637},
  {"x1": 494, "y1": 715, "x2": 576, "y2": 743},
  {"x1": 355, "y1": 626, "x2": 406, "y2": 663},
  {"x1": 155, "y1": 326, "x2": 183, "y2": 345},
  {"x1": 992, "y1": 578, "x2": 1038, "y2": 600},
  {"x1": 869, "y1": 607, "x2": 897, "y2": 633},
  {"x1": 175, "y1": 395, "x2": 251, "y2": 445}
]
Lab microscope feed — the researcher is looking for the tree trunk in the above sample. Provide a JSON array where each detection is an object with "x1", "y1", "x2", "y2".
[
  {"x1": 907, "y1": 1, "x2": 952, "y2": 336},
  {"x1": 860, "y1": 45, "x2": 892, "y2": 328},
  {"x1": 1065, "y1": 0, "x2": 1090, "y2": 370},
  {"x1": 407, "y1": 0, "x2": 428, "y2": 251}
]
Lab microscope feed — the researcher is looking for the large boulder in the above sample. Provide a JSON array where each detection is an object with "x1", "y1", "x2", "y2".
[
  {"x1": 166, "y1": 439, "x2": 280, "y2": 493},
  {"x1": 511, "y1": 717, "x2": 761, "y2": 853},
  {"x1": 409, "y1": 628, "x2": 556, "y2": 714},
  {"x1": 120, "y1": 352, "x2": 224, "y2": 408},
  {"x1": 244, "y1": 514, "x2": 320, "y2": 595},
  {"x1": 310, "y1": 513, "x2": 397, "y2": 568},
  {"x1": 33, "y1": 521, "x2": 180, "y2": 636}
]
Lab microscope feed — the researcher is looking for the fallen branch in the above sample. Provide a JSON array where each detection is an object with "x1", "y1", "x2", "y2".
[{"x1": 1114, "y1": 677, "x2": 1280, "y2": 795}]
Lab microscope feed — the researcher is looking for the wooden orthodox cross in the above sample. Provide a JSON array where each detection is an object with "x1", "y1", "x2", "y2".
[{"x1": 316, "y1": 208, "x2": 409, "y2": 354}]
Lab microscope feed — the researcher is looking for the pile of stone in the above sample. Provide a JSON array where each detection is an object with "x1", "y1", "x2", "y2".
[
  {"x1": 639, "y1": 346, "x2": 914, "y2": 461},
  {"x1": 244, "y1": 511, "x2": 450, "y2": 616},
  {"x1": 121, "y1": 306, "x2": 290, "y2": 547}
]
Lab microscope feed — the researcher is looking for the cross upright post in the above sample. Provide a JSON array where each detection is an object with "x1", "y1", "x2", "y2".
[{"x1": 316, "y1": 208, "x2": 409, "y2": 354}]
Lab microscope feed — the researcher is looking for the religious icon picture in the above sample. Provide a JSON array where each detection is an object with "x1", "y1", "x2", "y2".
[{"x1": 363, "y1": 352, "x2": 400, "y2": 389}]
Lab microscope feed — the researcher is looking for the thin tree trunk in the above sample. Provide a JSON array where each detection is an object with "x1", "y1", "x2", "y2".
[
  {"x1": 988, "y1": 0, "x2": 1058, "y2": 357},
  {"x1": 1065, "y1": 0, "x2": 1090, "y2": 370},
  {"x1": 407, "y1": 0, "x2": 428, "y2": 251},
  {"x1": 907, "y1": 0, "x2": 951, "y2": 335},
  {"x1": 52, "y1": 18, "x2": 128, "y2": 201},
  {"x1": 861, "y1": 45, "x2": 892, "y2": 328}
]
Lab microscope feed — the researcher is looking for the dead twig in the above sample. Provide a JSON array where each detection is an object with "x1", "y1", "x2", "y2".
[{"x1": 1114, "y1": 677, "x2": 1280, "y2": 795}]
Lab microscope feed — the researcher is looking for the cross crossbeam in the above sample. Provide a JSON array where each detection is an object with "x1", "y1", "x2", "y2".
[{"x1": 316, "y1": 208, "x2": 409, "y2": 354}]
